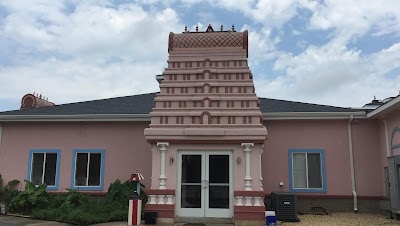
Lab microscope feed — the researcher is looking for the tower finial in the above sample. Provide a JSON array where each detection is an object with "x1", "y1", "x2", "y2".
[
  {"x1": 184, "y1": 25, "x2": 187, "y2": 32},
  {"x1": 220, "y1": 24, "x2": 223, "y2": 31},
  {"x1": 196, "y1": 24, "x2": 198, "y2": 32},
  {"x1": 206, "y1": 24, "x2": 214, "y2": 32},
  {"x1": 232, "y1": 24, "x2": 235, "y2": 32}
]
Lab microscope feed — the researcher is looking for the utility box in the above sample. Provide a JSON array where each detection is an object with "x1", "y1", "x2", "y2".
[
  {"x1": 271, "y1": 192, "x2": 299, "y2": 222},
  {"x1": 144, "y1": 212, "x2": 157, "y2": 224}
]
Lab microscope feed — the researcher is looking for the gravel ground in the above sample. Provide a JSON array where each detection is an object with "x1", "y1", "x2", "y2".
[{"x1": 279, "y1": 213, "x2": 400, "y2": 226}]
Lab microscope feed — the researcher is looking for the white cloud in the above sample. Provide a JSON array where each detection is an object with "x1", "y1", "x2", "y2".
[
  {"x1": 1, "y1": 2, "x2": 181, "y2": 62},
  {"x1": 0, "y1": 1, "x2": 182, "y2": 106},
  {"x1": 0, "y1": 58, "x2": 161, "y2": 104},
  {"x1": 309, "y1": 0, "x2": 400, "y2": 44},
  {"x1": 0, "y1": 0, "x2": 399, "y2": 111},
  {"x1": 255, "y1": 41, "x2": 400, "y2": 107}
]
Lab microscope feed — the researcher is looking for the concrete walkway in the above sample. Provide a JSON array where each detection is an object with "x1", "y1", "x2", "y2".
[
  {"x1": 0, "y1": 216, "x2": 128, "y2": 226},
  {"x1": 0, "y1": 216, "x2": 235, "y2": 226},
  {"x1": 0, "y1": 216, "x2": 71, "y2": 226}
]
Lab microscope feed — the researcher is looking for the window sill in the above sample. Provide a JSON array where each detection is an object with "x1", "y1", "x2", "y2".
[
  {"x1": 70, "y1": 186, "x2": 104, "y2": 191},
  {"x1": 46, "y1": 186, "x2": 59, "y2": 191}
]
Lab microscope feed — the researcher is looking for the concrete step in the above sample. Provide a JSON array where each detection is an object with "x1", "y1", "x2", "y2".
[{"x1": 174, "y1": 217, "x2": 233, "y2": 224}]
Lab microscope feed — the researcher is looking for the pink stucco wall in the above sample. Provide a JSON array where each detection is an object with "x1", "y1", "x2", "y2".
[
  {"x1": 0, "y1": 122, "x2": 152, "y2": 192},
  {"x1": 262, "y1": 119, "x2": 385, "y2": 197},
  {"x1": 352, "y1": 119, "x2": 384, "y2": 197},
  {"x1": 0, "y1": 116, "x2": 393, "y2": 198}
]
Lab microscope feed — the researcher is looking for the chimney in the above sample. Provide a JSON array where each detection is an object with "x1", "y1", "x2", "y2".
[{"x1": 20, "y1": 93, "x2": 55, "y2": 109}]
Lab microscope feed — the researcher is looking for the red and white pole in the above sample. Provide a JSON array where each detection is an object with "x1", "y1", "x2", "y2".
[{"x1": 128, "y1": 199, "x2": 142, "y2": 225}]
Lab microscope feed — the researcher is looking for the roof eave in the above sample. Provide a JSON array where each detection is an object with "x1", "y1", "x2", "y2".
[
  {"x1": 367, "y1": 95, "x2": 400, "y2": 118},
  {"x1": 263, "y1": 111, "x2": 366, "y2": 120},
  {"x1": 0, "y1": 111, "x2": 368, "y2": 122},
  {"x1": 0, "y1": 114, "x2": 151, "y2": 122}
]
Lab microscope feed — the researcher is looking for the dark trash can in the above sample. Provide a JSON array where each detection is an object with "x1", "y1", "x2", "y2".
[{"x1": 144, "y1": 212, "x2": 157, "y2": 224}]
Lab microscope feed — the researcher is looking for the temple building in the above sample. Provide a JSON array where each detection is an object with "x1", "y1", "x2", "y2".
[{"x1": 0, "y1": 25, "x2": 400, "y2": 225}]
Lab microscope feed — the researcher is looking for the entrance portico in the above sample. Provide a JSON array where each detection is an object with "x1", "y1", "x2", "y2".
[{"x1": 144, "y1": 24, "x2": 267, "y2": 225}]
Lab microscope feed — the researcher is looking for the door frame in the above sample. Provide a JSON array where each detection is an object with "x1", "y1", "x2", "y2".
[{"x1": 176, "y1": 150, "x2": 233, "y2": 218}]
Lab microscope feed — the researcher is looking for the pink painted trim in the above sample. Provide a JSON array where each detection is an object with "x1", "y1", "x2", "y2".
[
  {"x1": 265, "y1": 194, "x2": 386, "y2": 200},
  {"x1": 145, "y1": 204, "x2": 175, "y2": 218},
  {"x1": 147, "y1": 139, "x2": 266, "y2": 144},
  {"x1": 234, "y1": 206, "x2": 264, "y2": 220},
  {"x1": 234, "y1": 191, "x2": 265, "y2": 197},
  {"x1": 145, "y1": 189, "x2": 175, "y2": 195}
]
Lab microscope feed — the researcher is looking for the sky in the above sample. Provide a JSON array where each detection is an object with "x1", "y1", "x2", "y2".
[{"x1": 0, "y1": 0, "x2": 400, "y2": 112}]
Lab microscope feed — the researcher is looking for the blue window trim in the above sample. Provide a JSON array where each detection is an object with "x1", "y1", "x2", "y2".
[
  {"x1": 27, "y1": 149, "x2": 61, "y2": 191},
  {"x1": 288, "y1": 149, "x2": 326, "y2": 193},
  {"x1": 70, "y1": 149, "x2": 105, "y2": 191}
]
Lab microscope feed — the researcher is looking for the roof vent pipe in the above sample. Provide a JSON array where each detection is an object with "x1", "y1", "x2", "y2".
[{"x1": 348, "y1": 115, "x2": 358, "y2": 213}]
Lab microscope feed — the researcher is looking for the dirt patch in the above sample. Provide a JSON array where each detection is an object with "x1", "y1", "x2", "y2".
[{"x1": 279, "y1": 213, "x2": 399, "y2": 226}]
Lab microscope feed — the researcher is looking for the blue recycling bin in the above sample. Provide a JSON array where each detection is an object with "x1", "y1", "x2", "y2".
[{"x1": 265, "y1": 211, "x2": 276, "y2": 226}]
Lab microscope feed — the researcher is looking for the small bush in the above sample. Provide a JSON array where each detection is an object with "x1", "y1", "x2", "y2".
[
  {"x1": 60, "y1": 189, "x2": 88, "y2": 211},
  {"x1": 0, "y1": 175, "x2": 20, "y2": 208},
  {"x1": 9, "y1": 180, "x2": 48, "y2": 214},
  {"x1": 32, "y1": 208, "x2": 64, "y2": 221},
  {"x1": 30, "y1": 179, "x2": 145, "y2": 225},
  {"x1": 47, "y1": 193, "x2": 67, "y2": 209}
]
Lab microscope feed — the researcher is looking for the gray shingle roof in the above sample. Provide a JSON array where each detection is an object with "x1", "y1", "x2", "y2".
[
  {"x1": 0, "y1": 93, "x2": 157, "y2": 116},
  {"x1": 258, "y1": 97, "x2": 361, "y2": 113},
  {"x1": 0, "y1": 93, "x2": 361, "y2": 116}
]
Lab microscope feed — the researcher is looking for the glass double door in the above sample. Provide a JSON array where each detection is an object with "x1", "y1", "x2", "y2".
[{"x1": 177, "y1": 151, "x2": 233, "y2": 218}]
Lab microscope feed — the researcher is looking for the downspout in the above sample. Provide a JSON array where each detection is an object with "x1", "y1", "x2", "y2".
[
  {"x1": 348, "y1": 115, "x2": 358, "y2": 212},
  {"x1": 383, "y1": 120, "x2": 392, "y2": 157}
]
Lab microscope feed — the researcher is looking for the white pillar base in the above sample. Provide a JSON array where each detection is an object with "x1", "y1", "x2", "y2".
[{"x1": 244, "y1": 177, "x2": 252, "y2": 191}]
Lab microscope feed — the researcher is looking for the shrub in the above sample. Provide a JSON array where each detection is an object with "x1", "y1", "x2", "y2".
[
  {"x1": 60, "y1": 189, "x2": 88, "y2": 211},
  {"x1": 8, "y1": 180, "x2": 48, "y2": 214},
  {"x1": 30, "y1": 179, "x2": 144, "y2": 225},
  {"x1": 0, "y1": 175, "x2": 20, "y2": 208},
  {"x1": 47, "y1": 193, "x2": 67, "y2": 209},
  {"x1": 106, "y1": 179, "x2": 147, "y2": 214},
  {"x1": 31, "y1": 208, "x2": 64, "y2": 221}
]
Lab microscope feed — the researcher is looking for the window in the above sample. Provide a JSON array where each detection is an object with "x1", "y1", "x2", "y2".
[
  {"x1": 71, "y1": 149, "x2": 105, "y2": 190},
  {"x1": 27, "y1": 149, "x2": 61, "y2": 190},
  {"x1": 288, "y1": 149, "x2": 326, "y2": 192}
]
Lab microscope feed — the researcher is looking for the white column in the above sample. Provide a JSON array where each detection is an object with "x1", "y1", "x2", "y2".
[
  {"x1": 149, "y1": 195, "x2": 157, "y2": 204},
  {"x1": 254, "y1": 197, "x2": 262, "y2": 206},
  {"x1": 244, "y1": 196, "x2": 252, "y2": 206},
  {"x1": 241, "y1": 143, "x2": 254, "y2": 191},
  {"x1": 157, "y1": 142, "x2": 169, "y2": 190},
  {"x1": 236, "y1": 196, "x2": 243, "y2": 206},
  {"x1": 259, "y1": 145, "x2": 264, "y2": 191},
  {"x1": 166, "y1": 195, "x2": 174, "y2": 204},
  {"x1": 157, "y1": 195, "x2": 165, "y2": 204}
]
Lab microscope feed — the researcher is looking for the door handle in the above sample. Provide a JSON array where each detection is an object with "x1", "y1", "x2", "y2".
[{"x1": 202, "y1": 180, "x2": 209, "y2": 188}]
